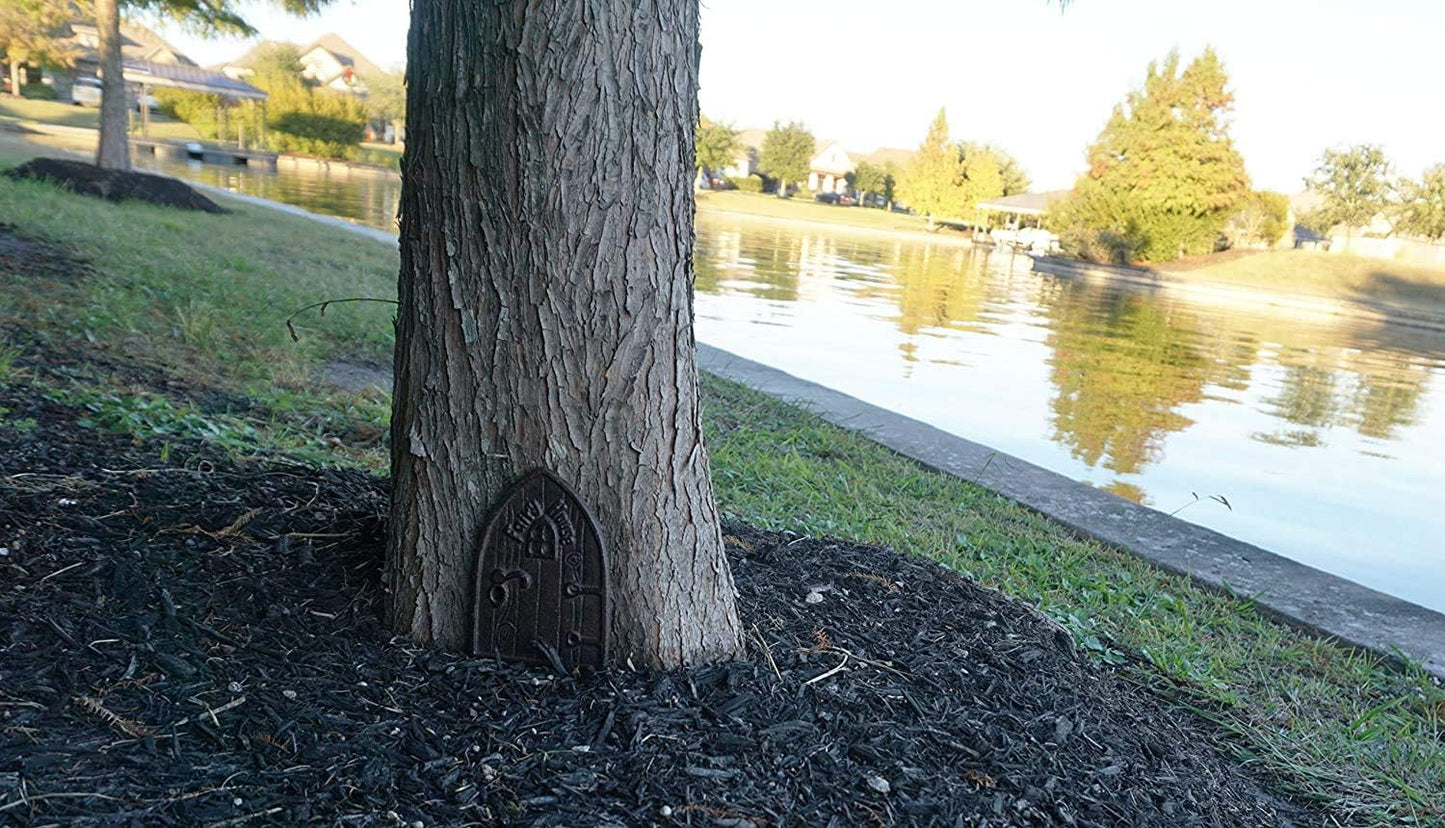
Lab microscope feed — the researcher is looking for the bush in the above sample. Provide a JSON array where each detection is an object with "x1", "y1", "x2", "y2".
[
  {"x1": 733, "y1": 175, "x2": 764, "y2": 194},
  {"x1": 1225, "y1": 191, "x2": 1291, "y2": 248},
  {"x1": 20, "y1": 83, "x2": 58, "y2": 101}
]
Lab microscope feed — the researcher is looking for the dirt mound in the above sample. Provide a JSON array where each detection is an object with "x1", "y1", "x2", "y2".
[
  {"x1": 5, "y1": 157, "x2": 224, "y2": 213},
  {"x1": 0, "y1": 383, "x2": 1316, "y2": 825}
]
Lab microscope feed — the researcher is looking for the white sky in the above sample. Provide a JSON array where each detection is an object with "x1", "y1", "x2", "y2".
[{"x1": 153, "y1": 0, "x2": 1445, "y2": 192}]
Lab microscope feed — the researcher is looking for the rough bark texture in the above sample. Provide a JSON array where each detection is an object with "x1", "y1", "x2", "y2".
[
  {"x1": 94, "y1": 0, "x2": 129, "y2": 171},
  {"x1": 387, "y1": 0, "x2": 743, "y2": 668}
]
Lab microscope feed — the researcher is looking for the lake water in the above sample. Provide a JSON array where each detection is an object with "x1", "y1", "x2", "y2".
[{"x1": 139, "y1": 158, "x2": 1445, "y2": 612}]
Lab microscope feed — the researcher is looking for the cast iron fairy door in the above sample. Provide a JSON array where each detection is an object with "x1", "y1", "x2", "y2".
[{"x1": 472, "y1": 470, "x2": 608, "y2": 669}]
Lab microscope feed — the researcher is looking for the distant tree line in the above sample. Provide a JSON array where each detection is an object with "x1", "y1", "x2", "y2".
[{"x1": 693, "y1": 110, "x2": 1029, "y2": 215}]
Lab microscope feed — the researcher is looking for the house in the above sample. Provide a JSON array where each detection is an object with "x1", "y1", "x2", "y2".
[
  {"x1": 217, "y1": 34, "x2": 384, "y2": 97},
  {"x1": 723, "y1": 127, "x2": 767, "y2": 180},
  {"x1": 44, "y1": 21, "x2": 196, "y2": 99},
  {"x1": 807, "y1": 141, "x2": 854, "y2": 194},
  {"x1": 297, "y1": 34, "x2": 385, "y2": 95}
]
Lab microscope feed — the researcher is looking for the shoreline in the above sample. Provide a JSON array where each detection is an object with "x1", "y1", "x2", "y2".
[
  {"x1": 1031, "y1": 255, "x2": 1445, "y2": 336},
  {"x1": 696, "y1": 203, "x2": 978, "y2": 248}
]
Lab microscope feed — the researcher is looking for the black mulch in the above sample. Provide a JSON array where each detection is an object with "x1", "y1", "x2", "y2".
[
  {"x1": 0, "y1": 385, "x2": 1319, "y2": 827},
  {"x1": 5, "y1": 158, "x2": 224, "y2": 213}
]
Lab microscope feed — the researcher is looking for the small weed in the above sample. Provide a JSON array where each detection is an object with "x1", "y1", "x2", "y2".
[{"x1": 0, "y1": 345, "x2": 24, "y2": 383}]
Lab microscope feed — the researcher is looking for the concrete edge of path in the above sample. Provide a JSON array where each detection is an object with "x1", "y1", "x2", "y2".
[
  {"x1": 696, "y1": 343, "x2": 1445, "y2": 680},
  {"x1": 139, "y1": 174, "x2": 1445, "y2": 681}
]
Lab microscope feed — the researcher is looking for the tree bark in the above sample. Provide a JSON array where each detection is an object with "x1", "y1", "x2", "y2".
[
  {"x1": 94, "y1": 0, "x2": 130, "y2": 171},
  {"x1": 9, "y1": 59, "x2": 21, "y2": 97},
  {"x1": 388, "y1": 0, "x2": 743, "y2": 668}
]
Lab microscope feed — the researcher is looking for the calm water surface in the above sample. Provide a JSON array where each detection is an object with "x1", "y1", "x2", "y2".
[
  {"x1": 693, "y1": 215, "x2": 1445, "y2": 613},
  {"x1": 140, "y1": 160, "x2": 1445, "y2": 612}
]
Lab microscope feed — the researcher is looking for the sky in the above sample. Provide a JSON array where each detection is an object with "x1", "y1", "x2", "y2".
[{"x1": 153, "y1": 0, "x2": 1445, "y2": 192}]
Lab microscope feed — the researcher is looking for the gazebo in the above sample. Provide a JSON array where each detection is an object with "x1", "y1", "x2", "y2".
[
  {"x1": 118, "y1": 59, "x2": 268, "y2": 146},
  {"x1": 974, "y1": 190, "x2": 1070, "y2": 233}
]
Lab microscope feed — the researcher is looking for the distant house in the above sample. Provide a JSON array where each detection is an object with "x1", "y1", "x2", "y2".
[
  {"x1": 45, "y1": 21, "x2": 196, "y2": 99},
  {"x1": 298, "y1": 34, "x2": 385, "y2": 95},
  {"x1": 723, "y1": 128, "x2": 767, "y2": 180},
  {"x1": 807, "y1": 141, "x2": 854, "y2": 194},
  {"x1": 216, "y1": 33, "x2": 384, "y2": 97}
]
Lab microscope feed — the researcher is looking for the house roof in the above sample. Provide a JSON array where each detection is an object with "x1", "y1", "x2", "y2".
[
  {"x1": 303, "y1": 34, "x2": 386, "y2": 82},
  {"x1": 853, "y1": 147, "x2": 913, "y2": 169},
  {"x1": 122, "y1": 60, "x2": 267, "y2": 100},
  {"x1": 70, "y1": 22, "x2": 197, "y2": 67},
  {"x1": 732, "y1": 128, "x2": 767, "y2": 153},
  {"x1": 976, "y1": 190, "x2": 1071, "y2": 216},
  {"x1": 216, "y1": 34, "x2": 388, "y2": 82}
]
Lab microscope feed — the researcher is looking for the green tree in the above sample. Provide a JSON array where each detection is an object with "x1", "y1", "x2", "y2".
[
  {"x1": 758, "y1": 121, "x2": 814, "y2": 196},
  {"x1": 1304, "y1": 144, "x2": 1393, "y2": 238},
  {"x1": 958, "y1": 144, "x2": 1005, "y2": 215},
  {"x1": 158, "y1": 43, "x2": 366, "y2": 159},
  {"x1": 1225, "y1": 190, "x2": 1290, "y2": 247},
  {"x1": 961, "y1": 142, "x2": 1030, "y2": 196},
  {"x1": 0, "y1": 0, "x2": 75, "y2": 98},
  {"x1": 695, "y1": 115, "x2": 737, "y2": 173},
  {"x1": 92, "y1": 0, "x2": 327, "y2": 171},
  {"x1": 898, "y1": 108, "x2": 967, "y2": 226},
  {"x1": 850, "y1": 161, "x2": 894, "y2": 204},
  {"x1": 1051, "y1": 48, "x2": 1250, "y2": 262},
  {"x1": 364, "y1": 70, "x2": 406, "y2": 139},
  {"x1": 1396, "y1": 164, "x2": 1445, "y2": 241}
]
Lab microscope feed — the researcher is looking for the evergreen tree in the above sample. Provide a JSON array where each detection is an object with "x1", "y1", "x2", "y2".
[
  {"x1": 899, "y1": 108, "x2": 968, "y2": 226},
  {"x1": 1052, "y1": 48, "x2": 1250, "y2": 262},
  {"x1": 758, "y1": 121, "x2": 814, "y2": 195},
  {"x1": 1304, "y1": 144, "x2": 1394, "y2": 237},
  {"x1": 959, "y1": 144, "x2": 1005, "y2": 214},
  {"x1": 961, "y1": 142, "x2": 1030, "y2": 196}
]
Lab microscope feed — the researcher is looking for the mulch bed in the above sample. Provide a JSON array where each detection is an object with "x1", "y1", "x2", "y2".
[
  {"x1": 0, "y1": 373, "x2": 1319, "y2": 826},
  {"x1": 5, "y1": 158, "x2": 224, "y2": 213}
]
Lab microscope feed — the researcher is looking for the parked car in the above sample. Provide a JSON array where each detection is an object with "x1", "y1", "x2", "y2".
[
  {"x1": 70, "y1": 77, "x2": 103, "y2": 107},
  {"x1": 837, "y1": 194, "x2": 857, "y2": 207},
  {"x1": 814, "y1": 192, "x2": 840, "y2": 205}
]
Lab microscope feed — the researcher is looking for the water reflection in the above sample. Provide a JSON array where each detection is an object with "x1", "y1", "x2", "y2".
[
  {"x1": 693, "y1": 213, "x2": 1445, "y2": 611},
  {"x1": 133, "y1": 155, "x2": 402, "y2": 232}
]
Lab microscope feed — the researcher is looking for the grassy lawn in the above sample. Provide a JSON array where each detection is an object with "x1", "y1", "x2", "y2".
[
  {"x1": 0, "y1": 155, "x2": 1442, "y2": 824},
  {"x1": 1162, "y1": 249, "x2": 1445, "y2": 319},
  {"x1": 356, "y1": 141, "x2": 403, "y2": 169},
  {"x1": 0, "y1": 96, "x2": 201, "y2": 141},
  {"x1": 698, "y1": 189, "x2": 963, "y2": 237}
]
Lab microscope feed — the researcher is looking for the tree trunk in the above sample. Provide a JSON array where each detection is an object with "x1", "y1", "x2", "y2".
[
  {"x1": 388, "y1": 0, "x2": 743, "y2": 668},
  {"x1": 8, "y1": 59, "x2": 21, "y2": 97},
  {"x1": 94, "y1": 0, "x2": 129, "y2": 171}
]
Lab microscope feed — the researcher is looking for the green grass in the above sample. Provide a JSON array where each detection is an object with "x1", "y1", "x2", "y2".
[
  {"x1": 1162, "y1": 249, "x2": 1445, "y2": 319},
  {"x1": 0, "y1": 96, "x2": 201, "y2": 141},
  {"x1": 0, "y1": 145, "x2": 1442, "y2": 825},
  {"x1": 698, "y1": 190, "x2": 962, "y2": 237},
  {"x1": 356, "y1": 142, "x2": 402, "y2": 169}
]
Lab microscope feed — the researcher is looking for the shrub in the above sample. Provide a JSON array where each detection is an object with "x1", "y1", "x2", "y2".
[
  {"x1": 734, "y1": 175, "x2": 764, "y2": 194},
  {"x1": 1225, "y1": 191, "x2": 1291, "y2": 248},
  {"x1": 20, "y1": 83, "x2": 58, "y2": 101}
]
